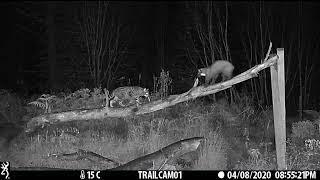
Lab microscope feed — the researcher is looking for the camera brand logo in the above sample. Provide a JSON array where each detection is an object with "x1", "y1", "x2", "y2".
[{"x1": 0, "y1": 162, "x2": 10, "y2": 180}]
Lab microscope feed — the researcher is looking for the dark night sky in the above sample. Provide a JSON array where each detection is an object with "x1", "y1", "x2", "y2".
[{"x1": 0, "y1": 2, "x2": 319, "y2": 110}]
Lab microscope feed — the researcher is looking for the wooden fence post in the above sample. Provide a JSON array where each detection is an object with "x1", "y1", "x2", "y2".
[{"x1": 270, "y1": 48, "x2": 286, "y2": 169}]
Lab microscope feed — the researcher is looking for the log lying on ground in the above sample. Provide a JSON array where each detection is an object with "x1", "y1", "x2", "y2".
[
  {"x1": 49, "y1": 148, "x2": 121, "y2": 167},
  {"x1": 111, "y1": 137, "x2": 204, "y2": 170},
  {"x1": 11, "y1": 137, "x2": 204, "y2": 171},
  {"x1": 25, "y1": 53, "x2": 278, "y2": 133},
  {"x1": 12, "y1": 148, "x2": 120, "y2": 171}
]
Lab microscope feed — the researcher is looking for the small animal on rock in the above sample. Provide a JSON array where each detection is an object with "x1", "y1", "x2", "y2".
[
  {"x1": 198, "y1": 60, "x2": 234, "y2": 85},
  {"x1": 109, "y1": 86, "x2": 150, "y2": 107}
]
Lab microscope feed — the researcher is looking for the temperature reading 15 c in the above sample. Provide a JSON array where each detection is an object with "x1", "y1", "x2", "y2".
[{"x1": 80, "y1": 170, "x2": 101, "y2": 179}]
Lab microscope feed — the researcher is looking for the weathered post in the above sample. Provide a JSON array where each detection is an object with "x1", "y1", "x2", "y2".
[{"x1": 270, "y1": 48, "x2": 286, "y2": 169}]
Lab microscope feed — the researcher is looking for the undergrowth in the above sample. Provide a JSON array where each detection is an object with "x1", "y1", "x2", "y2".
[{"x1": 0, "y1": 88, "x2": 319, "y2": 170}]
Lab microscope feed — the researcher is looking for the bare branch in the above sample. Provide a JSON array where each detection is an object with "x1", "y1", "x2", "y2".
[{"x1": 263, "y1": 42, "x2": 272, "y2": 62}]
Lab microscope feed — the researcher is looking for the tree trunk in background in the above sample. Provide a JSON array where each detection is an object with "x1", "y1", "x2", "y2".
[
  {"x1": 298, "y1": 3, "x2": 303, "y2": 121},
  {"x1": 47, "y1": 1, "x2": 57, "y2": 92}
]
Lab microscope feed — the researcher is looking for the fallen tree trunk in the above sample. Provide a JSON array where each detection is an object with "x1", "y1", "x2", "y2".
[
  {"x1": 48, "y1": 148, "x2": 121, "y2": 167},
  {"x1": 25, "y1": 53, "x2": 278, "y2": 133},
  {"x1": 111, "y1": 137, "x2": 204, "y2": 170},
  {"x1": 12, "y1": 137, "x2": 204, "y2": 171}
]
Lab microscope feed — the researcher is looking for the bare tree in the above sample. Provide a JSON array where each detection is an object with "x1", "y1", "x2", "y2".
[
  {"x1": 78, "y1": 1, "x2": 128, "y2": 89},
  {"x1": 240, "y1": 2, "x2": 316, "y2": 111},
  {"x1": 240, "y1": 2, "x2": 273, "y2": 106},
  {"x1": 186, "y1": 2, "x2": 231, "y2": 69}
]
